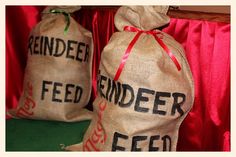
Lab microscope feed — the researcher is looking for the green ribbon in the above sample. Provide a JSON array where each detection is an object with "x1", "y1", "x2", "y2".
[{"x1": 50, "y1": 9, "x2": 70, "y2": 35}]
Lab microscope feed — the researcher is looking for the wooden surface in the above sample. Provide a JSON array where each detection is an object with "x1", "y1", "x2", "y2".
[{"x1": 168, "y1": 9, "x2": 230, "y2": 23}]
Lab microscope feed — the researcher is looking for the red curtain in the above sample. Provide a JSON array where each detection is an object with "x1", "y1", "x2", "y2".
[{"x1": 6, "y1": 6, "x2": 230, "y2": 151}]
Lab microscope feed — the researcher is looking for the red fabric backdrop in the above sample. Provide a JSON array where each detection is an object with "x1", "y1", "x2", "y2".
[{"x1": 6, "y1": 6, "x2": 230, "y2": 151}]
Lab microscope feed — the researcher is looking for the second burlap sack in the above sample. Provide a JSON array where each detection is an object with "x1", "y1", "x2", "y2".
[
  {"x1": 8, "y1": 6, "x2": 94, "y2": 122},
  {"x1": 66, "y1": 6, "x2": 194, "y2": 151}
]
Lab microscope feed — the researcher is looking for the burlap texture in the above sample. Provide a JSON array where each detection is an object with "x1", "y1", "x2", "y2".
[
  {"x1": 8, "y1": 6, "x2": 94, "y2": 122},
  {"x1": 115, "y1": 6, "x2": 170, "y2": 31},
  {"x1": 66, "y1": 6, "x2": 194, "y2": 151}
]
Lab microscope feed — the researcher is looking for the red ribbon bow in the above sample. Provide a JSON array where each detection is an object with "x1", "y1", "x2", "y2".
[{"x1": 113, "y1": 26, "x2": 181, "y2": 81}]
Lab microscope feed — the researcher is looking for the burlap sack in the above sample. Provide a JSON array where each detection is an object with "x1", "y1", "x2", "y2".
[
  {"x1": 66, "y1": 6, "x2": 194, "y2": 151},
  {"x1": 8, "y1": 6, "x2": 94, "y2": 122}
]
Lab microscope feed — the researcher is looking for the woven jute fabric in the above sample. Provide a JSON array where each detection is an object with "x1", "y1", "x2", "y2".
[
  {"x1": 8, "y1": 6, "x2": 94, "y2": 122},
  {"x1": 66, "y1": 6, "x2": 194, "y2": 151}
]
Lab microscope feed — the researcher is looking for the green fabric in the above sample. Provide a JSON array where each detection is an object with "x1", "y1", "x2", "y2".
[{"x1": 6, "y1": 118, "x2": 90, "y2": 151}]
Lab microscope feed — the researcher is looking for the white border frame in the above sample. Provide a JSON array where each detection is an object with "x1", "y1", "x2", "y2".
[{"x1": 1, "y1": 0, "x2": 234, "y2": 157}]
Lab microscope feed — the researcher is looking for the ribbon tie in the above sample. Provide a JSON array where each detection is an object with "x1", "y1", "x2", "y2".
[
  {"x1": 49, "y1": 9, "x2": 70, "y2": 35},
  {"x1": 113, "y1": 26, "x2": 181, "y2": 81}
]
